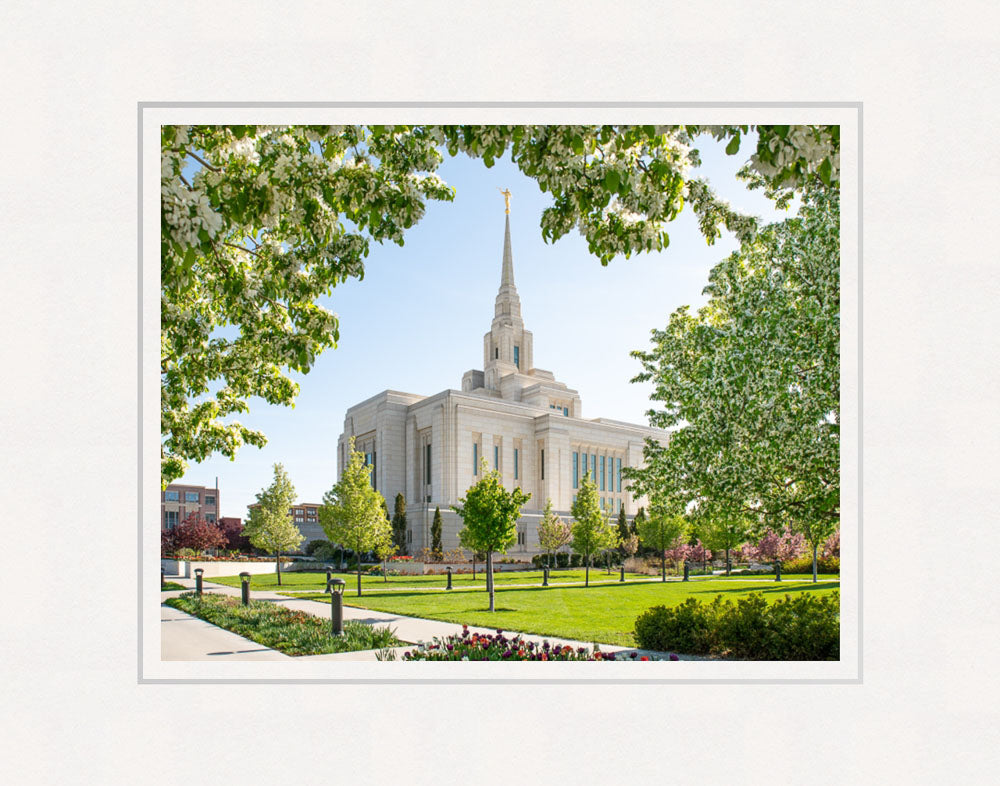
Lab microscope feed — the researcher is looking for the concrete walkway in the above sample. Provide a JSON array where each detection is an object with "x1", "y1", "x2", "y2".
[{"x1": 160, "y1": 575, "x2": 692, "y2": 662}]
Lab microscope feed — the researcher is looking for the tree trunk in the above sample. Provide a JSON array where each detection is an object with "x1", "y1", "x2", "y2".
[
  {"x1": 812, "y1": 543, "x2": 818, "y2": 583},
  {"x1": 276, "y1": 549, "x2": 281, "y2": 586},
  {"x1": 726, "y1": 547, "x2": 731, "y2": 576},
  {"x1": 662, "y1": 552, "x2": 666, "y2": 582},
  {"x1": 357, "y1": 554, "x2": 362, "y2": 597},
  {"x1": 472, "y1": 556, "x2": 476, "y2": 580},
  {"x1": 383, "y1": 559, "x2": 388, "y2": 582},
  {"x1": 486, "y1": 551, "x2": 495, "y2": 612},
  {"x1": 585, "y1": 555, "x2": 590, "y2": 587}
]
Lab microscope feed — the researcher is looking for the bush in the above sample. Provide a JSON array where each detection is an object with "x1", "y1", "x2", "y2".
[
  {"x1": 556, "y1": 552, "x2": 569, "y2": 568},
  {"x1": 781, "y1": 555, "x2": 840, "y2": 574},
  {"x1": 634, "y1": 591, "x2": 840, "y2": 660},
  {"x1": 305, "y1": 539, "x2": 330, "y2": 556}
]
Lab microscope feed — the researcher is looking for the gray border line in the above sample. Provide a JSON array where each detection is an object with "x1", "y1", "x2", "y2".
[{"x1": 139, "y1": 103, "x2": 862, "y2": 685}]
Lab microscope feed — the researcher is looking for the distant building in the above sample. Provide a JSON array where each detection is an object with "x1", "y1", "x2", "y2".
[
  {"x1": 161, "y1": 482, "x2": 220, "y2": 529},
  {"x1": 247, "y1": 502, "x2": 324, "y2": 545}
]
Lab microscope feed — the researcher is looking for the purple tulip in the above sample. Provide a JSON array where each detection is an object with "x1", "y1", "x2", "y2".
[{"x1": 669, "y1": 654, "x2": 679, "y2": 661}]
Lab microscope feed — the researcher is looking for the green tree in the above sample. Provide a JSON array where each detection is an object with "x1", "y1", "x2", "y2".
[
  {"x1": 453, "y1": 460, "x2": 530, "y2": 612},
  {"x1": 696, "y1": 512, "x2": 752, "y2": 576},
  {"x1": 626, "y1": 182, "x2": 839, "y2": 583},
  {"x1": 570, "y1": 473, "x2": 619, "y2": 587},
  {"x1": 431, "y1": 506, "x2": 443, "y2": 559},
  {"x1": 242, "y1": 463, "x2": 303, "y2": 586},
  {"x1": 320, "y1": 437, "x2": 393, "y2": 596},
  {"x1": 391, "y1": 493, "x2": 408, "y2": 555},
  {"x1": 635, "y1": 508, "x2": 688, "y2": 582},
  {"x1": 537, "y1": 498, "x2": 572, "y2": 568},
  {"x1": 373, "y1": 526, "x2": 397, "y2": 583},
  {"x1": 161, "y1": 125, "x2": 839, "y2": 485},
  {"x1": 617, "y1": 506, "x2": 631, "y2": 562}
]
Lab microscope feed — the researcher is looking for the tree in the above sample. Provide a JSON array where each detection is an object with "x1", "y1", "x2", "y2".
[
  {"x1": 617, "y1": 506, "x2": 631, "y2": 562},
  {"x1": 453, "y1": 459, "x2": 530, "y2": 612},
  {"x1": 570, "y1": 472, "x2": 619, "y2": 587},
  {"x1": 373, "y1": 526, "x2": 397, "y2": 583},
  {"x1": 243, "y1": 463, "x2": 303, "y2": 586},
  {"x1": 695, "y1": 512, "x2": 753, "y2": 576},
  {"x1": 745, "y1": 525, "x2": 805, "y2": 570},
  {"x1": 217, "y1": 517, "x2": 251, "y2": 552},
  {"x1": 622, "y1": 533, "x2": 639, "y2": 563},
  {"x1": 631, "y1": 506, "x2": 645, "y2": 543},
  {"x1": 537, "y1": 498, "x2": 572, "y2": 568},
  {"x1": 391, "y1": 493, "x2": 408, "y2": 555},
  {"x1": 162, "y1": 124, "x2": 839, "y2": 485},
  {"x1": 635, "y1": 509, "x2": 687, "y2": 582},
  {"x1": 626, "y1": 181, "x2": 839, "y2": 578},
  {"x1": 431, "y1": 506, "x2": 443, "y2": 560},
  {"x1": 320, "y1": 437, "x2": 393, "y2": 596},
  {"x1": 163, "y1": 512, "x2": 226, "y2": 556}
]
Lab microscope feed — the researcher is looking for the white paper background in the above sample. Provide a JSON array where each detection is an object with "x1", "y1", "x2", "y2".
[{"x1": 2, "y1": 1, "x2": 998, "y2": 783}]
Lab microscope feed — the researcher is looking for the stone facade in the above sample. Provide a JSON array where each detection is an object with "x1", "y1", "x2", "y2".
[{"x1": 337, "y1": 212, "x2": 669, "y2": 558}]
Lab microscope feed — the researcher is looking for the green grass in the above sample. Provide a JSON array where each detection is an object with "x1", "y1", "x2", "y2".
[
  {"x1": 206, "y1": 568, "x2": 652, "y2": 593},
  {"x1": 160, "y1": 581, "x2": 186, "y2": 591},
  {"x1": 165, "y1": 592, "x2": 401, "y2": 656},
  {"x1": 287, "y1": 578, "x2": 840, "y2": 647}
]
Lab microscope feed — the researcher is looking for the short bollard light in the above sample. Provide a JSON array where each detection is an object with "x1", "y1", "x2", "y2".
[
  {"x1": 160, "y1": 567, "x2": 165, "y2": 589},
  {"x1": 542, "y1": 566, "x2": 549, "y2": 587},
  {"x1": 239, "y1": 572, "x2": 251, "y2": 605},
  {"x1": 620, "y1": 565, "x2": 625, "y2": 582},
  {"x1": 683, "y1": 561, "x2": 690, "y2": 582},
  {"x1": 325, "y1": 566, "x2": 334, "y2": 590},
  {"x1": 326, "y1": 577, "x2": 346, "y2": 636},
  {"x1": 194, "y1": 568, "x2": 204, "y2": 597},
  {"x1": 446, "y1": 566, "x2": 453, "y2": 590},
  {"x1": 775, "y1": 560, "x2": 782, "y2": 582}
]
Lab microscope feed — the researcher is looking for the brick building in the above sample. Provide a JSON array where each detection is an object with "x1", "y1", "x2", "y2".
[{"x1": 161, "y1": 482, "x2": 220, "y2": 530}]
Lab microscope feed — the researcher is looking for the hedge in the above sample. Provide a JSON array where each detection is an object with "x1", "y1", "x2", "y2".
[{"x1": 634, "y1": 591, "x2": 840, "y2": 660}]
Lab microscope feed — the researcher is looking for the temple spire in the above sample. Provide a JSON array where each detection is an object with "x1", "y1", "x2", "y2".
[{"x1": 500, "y1": 212, "x2": 515, "y2": 291}]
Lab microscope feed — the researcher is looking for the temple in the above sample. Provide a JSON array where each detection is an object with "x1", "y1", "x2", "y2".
[{"x1": 337, "y1": 204, "x2": 669, "y2": 557}]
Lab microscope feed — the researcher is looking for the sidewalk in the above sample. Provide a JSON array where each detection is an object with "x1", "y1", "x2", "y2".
[{"x1": 160, "y1": 576, "x2": 688, "y2": 661}]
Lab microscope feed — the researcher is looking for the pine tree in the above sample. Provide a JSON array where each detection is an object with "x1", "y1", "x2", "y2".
[
  {"x1": 431, "y1": 506, "x2": 443, "y2": 559},
  {"x1": 392, "y1": 493, "x2": 408, "y2": 555}
]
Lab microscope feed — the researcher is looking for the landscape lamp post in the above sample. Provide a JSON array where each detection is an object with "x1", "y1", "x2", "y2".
[
  {"x1": 239, "y1": 572, "x2": 251, "y2": 605},
  {"x1": 775, "y1": 560, "x2": 782, "y2": 582},
  {"x1": 327, "y1": 577, "x2": 346, "y2": 636},
  {"x1": 683, "y1": 561, "x2": 689, "y2": 582},
  {"x1": 620, "y1": 564, "x2": 625, "y2": 582},
  {"x1": 160, "y1": 568, "x2": 165, "y2": 589},
  {"x1": 194, "y1": 568, "x2": 204, "y2": 597},
  {"x1": 542, "y1": 566, "x2": 549, "y2": 587},
  {"x1": 446, "y1": 566, "x2": 453, "y2": 590}
]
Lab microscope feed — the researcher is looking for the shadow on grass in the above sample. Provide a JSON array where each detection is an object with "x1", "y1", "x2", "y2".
[{"x1": 691, "y1": 581, "x2": 839, "y2": 596}]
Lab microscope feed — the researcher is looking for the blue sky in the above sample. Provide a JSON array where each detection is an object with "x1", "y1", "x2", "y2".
[{"x1": 178, "y1": 131, "x2": 793, "y2": 518}]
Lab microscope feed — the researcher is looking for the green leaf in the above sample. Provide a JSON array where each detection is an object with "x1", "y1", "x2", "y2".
[
  {"x1": 604, "y1": 170, "x2": 620, "y2": 193},
  {"x1": 725, "y1": 135, "x2": 741, "y2": 156},
  {"x1": 773, "y1": 125, "x2": 790, "y2": 139},
  {"x1": 818, "y1": 158, "x2": 832, "y2": 186},
  {"x1": 571, "y1": 134, "x2": 584, "y2": 155}
]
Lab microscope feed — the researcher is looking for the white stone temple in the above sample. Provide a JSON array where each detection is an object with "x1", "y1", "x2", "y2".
[{"x1": 337, "y1": 202, "x2": 669, "y2": 557}]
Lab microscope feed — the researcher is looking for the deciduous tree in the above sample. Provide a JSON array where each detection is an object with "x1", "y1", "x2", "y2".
[
  {"x1": 570, "y1": 473, "x2": 619, "y2": 587},
  {"x1": 243, "y1": 463, "x2": 303, "y2": 586},
  {"x1": 453, "y1": 460, "x2": 530, "y2": 611},
  {"x1": 636, "y1": 509, "x2": 687, "y2": 582},
  {"x1": 320, "y1": 437, "x2": 392, "y2": 596},
  {"x1": 626, "y1": 181, "x2": 839, "y2": 581},
  {"x1": 537, "y1": 498, "x2": 572, "y2": 568}
]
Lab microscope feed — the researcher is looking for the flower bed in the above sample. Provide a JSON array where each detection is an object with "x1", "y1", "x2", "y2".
[
  {"x1": 165, "y1": 592, "x2": 401, "y2": 656},
  {"x1": 402, "y1": 626, "x2": 679, "y2": 661}
]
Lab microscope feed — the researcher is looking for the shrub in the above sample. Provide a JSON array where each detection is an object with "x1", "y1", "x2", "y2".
[
  {"x1": 556, "y1": 552, "x2": 570, "y2": 568},
  {"x1": 305, "y1": 539, "x2": 331, "y2": 556},
  {"x1": 634, "y1": 591, "x2": 840, "y2": 660},
  {"x1": 781, "y1": 555, "x2": 840, "y2": 574}
]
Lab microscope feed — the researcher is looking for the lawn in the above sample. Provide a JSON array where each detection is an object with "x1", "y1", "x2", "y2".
[
  {"x1": 286, "y1": 578, "x2": 841, "y2": 647},
  {"x1": 207, "y1": 568, "x2": 655, "y2": 593},
  {"x1": 160, "y1": 581, "x2": 186, "y2": 591}
]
